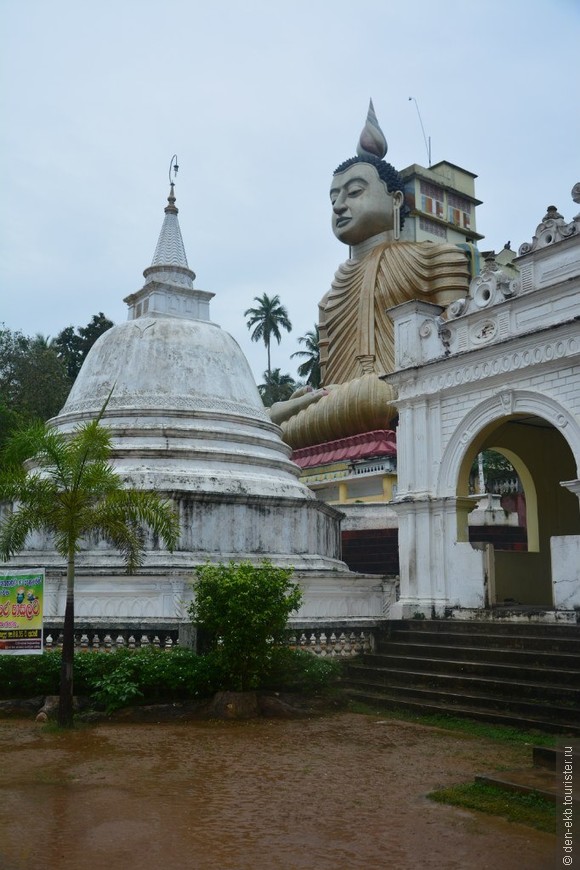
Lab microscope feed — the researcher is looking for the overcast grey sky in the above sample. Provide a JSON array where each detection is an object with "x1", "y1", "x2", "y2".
[{"x1": 1, "y1": 0, "x2": 578, "y2": 383}]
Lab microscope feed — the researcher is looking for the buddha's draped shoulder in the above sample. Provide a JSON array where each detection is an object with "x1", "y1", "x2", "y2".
[{"x1": 320, "y1": 240, "x2": 469, "y2": 384}]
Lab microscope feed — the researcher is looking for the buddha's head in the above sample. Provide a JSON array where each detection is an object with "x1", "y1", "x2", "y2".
[{"x1": 330, "y1": 101, "x2": 406, "y2": 246}]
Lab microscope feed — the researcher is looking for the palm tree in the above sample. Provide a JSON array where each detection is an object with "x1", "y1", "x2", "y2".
[
  {"x1": 244, "y1": 293, "x2": 292, "y2": 376},
  {"x1": 31, "y1": 333, "x2": 55, "y2": 350},
  {"x1": 0, "y1": 414, "x2": 180, "y2": 727},
  {"x1": 291, "y1": 325, "x2": 321, "y2": 389},
  {"x1": 258, "y1": 369, "x2": 297, "y2": 407}
]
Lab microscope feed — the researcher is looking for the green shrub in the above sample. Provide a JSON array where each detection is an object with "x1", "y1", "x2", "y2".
[
  {"x1": 72, "y1": 647, "x2": 121, "y2": 693},
  {"x1": 0, "y1": 632, "x2": 339, "y2": 712},
  {"x1": 80, "y1": 648, "x2": 226, "y2": 710},
  {"x1": 261, "y1": 647, "x2": 340, "y2": 691},
  {"x1": 91, "y1": 660, "x2": 144, "y2": 713},
  {"x1": 188, "y1": 560, "x2": 303, "y2": 691},
  {"x1": 0, "y1": 649, "x2": 61, "y2": 696}
]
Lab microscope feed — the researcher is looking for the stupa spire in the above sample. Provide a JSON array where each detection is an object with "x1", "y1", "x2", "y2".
[
  {"x1": 150, "y1": 182, "x2": 190, "y2": 271},
  {"x1": 124, "y1": 159, "x2": 215, "y2": 322}
]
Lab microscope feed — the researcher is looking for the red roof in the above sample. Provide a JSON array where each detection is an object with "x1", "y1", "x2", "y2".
[{"x1": 292, "y1": 429, "x2": 397, "y2": 469}]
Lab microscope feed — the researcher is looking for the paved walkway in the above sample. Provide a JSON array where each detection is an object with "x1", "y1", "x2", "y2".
[{"x1": 0, "y1": 713, "x2": 555, "y2": 869}]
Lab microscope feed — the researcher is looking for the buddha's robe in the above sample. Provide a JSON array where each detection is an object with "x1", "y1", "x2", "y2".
[{"x1": 281, "y1": 240, "x2": 469, "y2": 449}]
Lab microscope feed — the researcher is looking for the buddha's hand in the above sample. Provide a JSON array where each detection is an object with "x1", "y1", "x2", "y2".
[{"x1": 269, "y1": 386, "x2": 329, "y2": 425}]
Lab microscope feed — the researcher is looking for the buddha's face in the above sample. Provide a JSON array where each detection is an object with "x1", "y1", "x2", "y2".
[{"x1": 330, "y1": 162, "x2": 401, "y2": 246}]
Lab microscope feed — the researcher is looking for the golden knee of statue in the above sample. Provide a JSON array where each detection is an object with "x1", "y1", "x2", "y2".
[{"x1": 270, "y1": 102, "x2": 469, "y2": 451}]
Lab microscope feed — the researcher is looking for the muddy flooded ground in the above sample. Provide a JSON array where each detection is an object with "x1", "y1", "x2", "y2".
[{"x1": 0, "y1": 713, "x2": 554, "y2": 870}]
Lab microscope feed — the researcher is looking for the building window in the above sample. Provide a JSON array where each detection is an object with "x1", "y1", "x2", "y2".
[
  {"x1": 419, "y1": 181, "x2": 444, "y2": 219},
  {"x1": 447, "y1": 193, "x2": 472, "y2": 229},
  {"x1": 419, "y1": 217, "x2": 447, "y2": 239}
]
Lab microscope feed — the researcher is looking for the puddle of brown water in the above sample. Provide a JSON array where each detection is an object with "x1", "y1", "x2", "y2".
[{"x1": 0, "y1": 715, "x2": 554, "y2": 870}]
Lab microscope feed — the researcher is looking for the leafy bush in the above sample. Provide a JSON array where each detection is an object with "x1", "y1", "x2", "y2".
[
  {"x1": 91, "y1": 661, "x2": 144, "y2": 713},
  {"x1": 0, "y1": 638, "x2": 339, "y2": 713},
  {"x1": 0, "y1": 647, "x2": 223, "y2": 710},
  {"x1": 188, "y1": 560, "x2": 303, "y2": 691},
  {"x1": 76, "y1": 648, "x2": 227, "y2": 710},
  {"x1": 261, "y1": 647, "x2": 340, "y2": 692},
  {"x1": 0, "y1": 649, "x2": 61, "y2": 696}
]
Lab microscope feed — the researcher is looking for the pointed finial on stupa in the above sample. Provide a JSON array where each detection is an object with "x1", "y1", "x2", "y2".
[
  {"x1": 356, "y1": 99, "x2": 388, "y2": 160},
  {"x1": 165, "y1": 155, "x2": 179, "y2": 214},
  {"x1": 165, "y1": 182, "x2": 178, "y2": 215}
]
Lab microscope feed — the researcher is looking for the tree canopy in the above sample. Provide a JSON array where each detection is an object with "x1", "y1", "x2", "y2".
[
  {"x1": 258, "y1": 368, "x2": 297, "y2": 407},
  {"x1": 0, "y1": 326, "x2": 71, "y2": 437},
  {"x1": 244, "y1": 294, "x2": 292, "y2": 376},
  {"x1": 54, "y1": 312, "x2": 113, "y2": 380},
  {"x1": 291, "y1": 325, "x2": 321, "y2": 389},
  {"x1": 0, "y1": 314, "x2": 114, "y2": 448}
]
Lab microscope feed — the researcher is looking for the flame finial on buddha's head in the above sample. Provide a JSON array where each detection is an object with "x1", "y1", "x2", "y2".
[{"x1": 356, "y1": 99, "x2": 388, "y2": 160}]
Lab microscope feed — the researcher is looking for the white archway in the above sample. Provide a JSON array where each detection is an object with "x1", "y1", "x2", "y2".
[
  {"x1": 435, "y1": 389, "x2": 580, "y2": 607},
  {"x1": 438, "y1": 389, "x2": 580, "y2": 497}
]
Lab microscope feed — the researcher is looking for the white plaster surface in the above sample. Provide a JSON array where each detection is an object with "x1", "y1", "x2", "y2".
[
  {"x1": 551, "y1": 536, "x2": 580, "y2": 609},
  {"x1": 40, "y1": 569, "x2": 394, "y2": 625}
]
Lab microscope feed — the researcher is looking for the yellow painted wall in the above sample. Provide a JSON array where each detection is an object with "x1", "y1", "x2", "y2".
[
  {"x1": 494, "y1": 551, "x2": 552, "y2": 606},
  {"x1": 483, "y1": 420, "x2": 579, "y2": 548}
]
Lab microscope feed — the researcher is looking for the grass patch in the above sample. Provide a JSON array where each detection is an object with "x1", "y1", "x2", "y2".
[
  {"x1": 346, "y1": 700, "x2": 558, "y2": 746},
  {"x1": 428, "y1": 781, "x2": 556, "y2": 833}
]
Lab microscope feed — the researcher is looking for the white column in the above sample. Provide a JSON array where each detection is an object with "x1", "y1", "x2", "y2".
[{"x1": 391, "y1": 496, "x2": 487, "y2": 618}]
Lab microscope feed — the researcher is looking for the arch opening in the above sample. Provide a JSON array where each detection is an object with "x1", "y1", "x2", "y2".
[{"x1": 456, "y1": 414, "x2": 579, "y2": 608}]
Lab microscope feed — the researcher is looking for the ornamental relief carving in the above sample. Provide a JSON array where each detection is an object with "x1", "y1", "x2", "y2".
[
  {"x1": 418, "y1": 320, "x2": 433, "y2": 339},
  {"x1": 61, "y1": 394, "x2": 269, "y2": 420},
  {"x1": 470, "y1": 320, "x2": 497, "y2": 344},
  {"x1": 499, "y1": 391, "x2": 514, "y2": 415},
  {"x1": 397, "y1": 335, "x2": 579, "y2": 399},
  {"x1": 518, "y1": 204, "x2": 578, "y2": 255}
]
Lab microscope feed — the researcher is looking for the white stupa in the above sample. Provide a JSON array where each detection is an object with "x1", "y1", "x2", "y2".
[
  {"x1": 22, "y1": 180, "x2": 384, "y2": 630},
  {"x1": 57, "y1": 182, "x2": 339, "y2": 538}
]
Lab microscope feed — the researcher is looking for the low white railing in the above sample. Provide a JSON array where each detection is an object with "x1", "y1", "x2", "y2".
[
  {"x1": 43, "y1": 626, "x2": 374, "y2": 658},
  {"x1": 490, "y1": 477, "x2": 523, "y2": 494},
  {"x1": 44, "y1": 632, "x2": 178, "y2": 651},
  {"x1": 287, "y1": 630, "x2": 373, "y2": 657}
]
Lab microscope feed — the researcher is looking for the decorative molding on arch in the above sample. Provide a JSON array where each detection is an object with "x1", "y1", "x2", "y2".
[{"x1": 438, "y1": 389, "x2": 580, "y2": 496}]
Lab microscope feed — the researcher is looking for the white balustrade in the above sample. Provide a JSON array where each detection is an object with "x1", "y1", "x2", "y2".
[{"x1": 42, "y1": 626, "x2": 373, "y2": 657}]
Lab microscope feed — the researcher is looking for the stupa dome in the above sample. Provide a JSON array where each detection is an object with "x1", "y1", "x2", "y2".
[{"x1": 57, "y1": 314, "x2": 309, "y2": 500}]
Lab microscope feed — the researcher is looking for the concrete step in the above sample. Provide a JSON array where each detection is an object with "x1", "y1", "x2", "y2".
[
  {"x1": 384, "y1": 630, "x2": 580, "y2": 654},
  {"x1": 342, "y1": 678, "x2": 580, "y2": 725},
  {"x1": 532, "y1": 744, "x2": 580, "y2": 770},
  {"x1": 344, "y1": 688, "x2": 580, "y2": 736},
  {"x1": 377, "y1": 641, "x2": 580, "y2": 669},
  {"x1": 344, "y1": 620, "x2": 580, "y2": 735},
  {"x1": 475, "y1": 744, "x2": 580, "y2": 805},
  {"x1": 343, "y1": 663, "x2": 580, "y2": 705},
  {"x1": 475, "y1": 769, "x2": 559, "y2": 803},
  {"x1": 353, "y1": 653, "x2": 580, "y2": 686},
  {"x1": 391, "y1": 620, "x2": 580, "y2": 638}
]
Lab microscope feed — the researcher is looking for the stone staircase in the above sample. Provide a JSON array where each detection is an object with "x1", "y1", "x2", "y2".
[{"x1": 342, "y1": 619, "x2": 580, "y2": 734}]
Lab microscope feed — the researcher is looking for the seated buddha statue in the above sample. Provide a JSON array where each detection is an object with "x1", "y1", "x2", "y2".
[{"x1": 271, "y1": 101, "x2": 470, "y2": 449}]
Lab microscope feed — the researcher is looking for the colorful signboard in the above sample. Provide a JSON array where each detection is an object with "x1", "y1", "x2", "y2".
[{"x1": 0, "y1": 569, "x2": 44, "y2": 654}]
